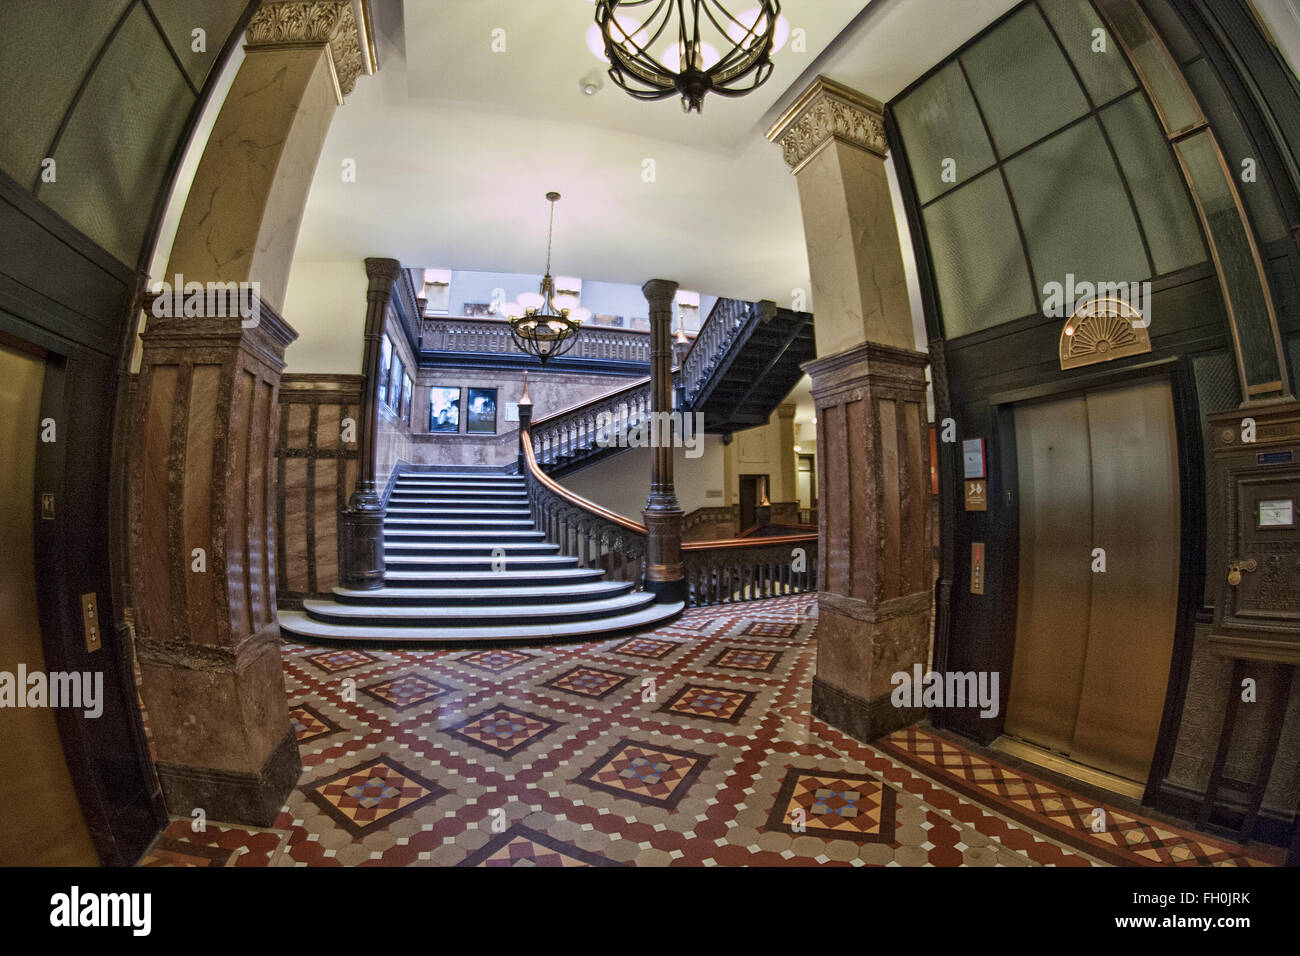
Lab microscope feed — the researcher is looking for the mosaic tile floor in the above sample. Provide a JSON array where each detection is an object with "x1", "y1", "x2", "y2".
[{"x1": 140, "y1": 595, "x2": 1278, "y2": 867}]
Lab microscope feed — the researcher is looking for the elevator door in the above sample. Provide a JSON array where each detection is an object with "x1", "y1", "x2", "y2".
[
  {"x1": 1005, "y1": 377, "x2": 1181, "y2": 784},
  {"x1": 0, "y1": 342, "x2": 99, "y2": 865}
]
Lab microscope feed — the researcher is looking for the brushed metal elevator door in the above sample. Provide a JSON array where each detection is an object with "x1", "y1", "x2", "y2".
[
  {"x1": 0, "y1": 342, "x2": 99, "y2": 865},
  {"x1": 1005, "y1": 378, "x2": 1180, "y2": 784}
]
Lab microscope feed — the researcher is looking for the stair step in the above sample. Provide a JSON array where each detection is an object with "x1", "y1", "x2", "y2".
[
  {"x1": 383, "y1": 518, "x2": 535, "y2": 527},
  {"x1": 331, "y1": 581, "x2": 633, "y2": 605},
  {"x1": 382, "y1": 568, "x2": 606, "y2": 585},
  {"x1": 383, "y1": 529, "x2": 546, "y2": 540},
  {"x1": 382, "y1": 542, "x2": 560, "y2": 555},
  {"x1": 385, "y1": 554, "x2": 580, "y2": 569},
  {"x1": 278, "y1": 601, "x2": 684, "y2": 645},
  {"x1": 388, "y1": 495, "x2": 528, "y2": 505},
  {"x1": 302, "y1": 591, "x2": 654, "y2": 626}
]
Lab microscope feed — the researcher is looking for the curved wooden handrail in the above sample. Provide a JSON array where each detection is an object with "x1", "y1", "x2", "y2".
[
  {"x1": 683, "y1": 532, "x2": 817, "y2": 551},
  {"x1": 520, "y1": 427, "x2": 647, "y2": 534}
]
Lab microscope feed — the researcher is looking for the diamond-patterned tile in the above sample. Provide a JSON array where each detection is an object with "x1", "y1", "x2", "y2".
[
  {"x1": 765, "y1": 768, "x2": 898, "y2": 844},
  {"x1": 575, "y1": 738, "x2": 711, "y2": 809},
  {"x1": 304, "y1": 756, "x2": 449, "y2": 838},
  {"x1": 540, "y1": 665, "x2": 635, "y2": 701},
  {"x1": 457, "y1": 648, "x2": 537, "y2": 675},
  {"x1": 360, "y1": 672, "x2": 456, "y2": 711},
  {"x1": 657, "y1": 683, "x2": 755, "y2": 724},
  {"x1": 457, "y1": 824, "x2": 624, "y2": 867},
  {"x1": 444, "y1": 705, "x2": 563, "y2": 757}
]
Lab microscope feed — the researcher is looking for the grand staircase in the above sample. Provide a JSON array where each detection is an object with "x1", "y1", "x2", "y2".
[{"x1": 278, "y1": 471, "x2": 683, "y2": 644}]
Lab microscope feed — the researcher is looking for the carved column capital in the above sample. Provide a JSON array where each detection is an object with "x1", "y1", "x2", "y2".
[
  {"x1": 246, "y1": 0, "x2": 377, "y2": 103},
  {"x1": 767, "y1": 76, "x2": 887, "y2": 174}
]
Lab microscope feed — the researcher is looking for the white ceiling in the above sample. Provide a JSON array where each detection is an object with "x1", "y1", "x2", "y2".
[{"x1": 290, "y1": 0, "x2": 1020, "y2": 305}]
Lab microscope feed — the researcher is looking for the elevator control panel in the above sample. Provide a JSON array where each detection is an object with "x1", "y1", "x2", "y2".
[{"x1": 1208, "y1": 401, "x2": 1300, "y2": 662}]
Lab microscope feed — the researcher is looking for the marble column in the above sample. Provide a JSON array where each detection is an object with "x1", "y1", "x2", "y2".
[
  {"x1": 776, "y1": 403, "x2": 798, "y2": 503},
  {"x1": 129, "y1": 305, "x2": 301, "y2": 825},
  {"x1": 167, "y1": 0, "x2": 376, "y2": 312},
  {"x1": 642, "y1": 279, "x2": 685, "y2": 604},
  {"x1": 768, "y1": 77, "x2": 931, "y2": 741},
  {"x1": 129, "y1": 1, "x2": 376, "y2": 824}
]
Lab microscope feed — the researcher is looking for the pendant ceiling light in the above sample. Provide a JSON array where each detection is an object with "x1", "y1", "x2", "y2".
[
  {"x1": 503, "y1": 192, "x2": 589, "y2": 365},
  {"x1": 591, "y1": 1, "x2": 785, "y2": 113}
]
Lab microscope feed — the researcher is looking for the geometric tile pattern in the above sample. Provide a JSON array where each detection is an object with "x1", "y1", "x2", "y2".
[
  {"x1": 457, "y1": 649, "x2": 537, "y2": 675},
  {"x1": 710, "y1": 646, "x2": 783, "y2": 672},
  {"x1": 457, "y1": 824, "x2": 624, "y2": 867},
  {"x1": 656, "y1": 683, "x2": 755, "y2": 724},
  {"x1": 304, "y1": 649, "x2": 380, "y2": 674},
  {"x1": 443, "y1": 705, "x2": 562, "y2": 757},
  {"x1": 141, "y1": 593, "x2": 1278, "y2": 867},
  {"x1": 575, "y1": 738, "x2": 711, "y2": 810},
  {"x1": 290, "y1": 702, "x2": 342, "y2": 743},
  {"x1": 874, "y1": 727, "x2": 1274, "y2": 867},
  {"x1": 303, "y1": 756, "x2": 449, "y2": 838},
  {"x1": 540, "y1": 665, "x2": 634, "y2": 701},
  {"x1": 609, "y1": 636, "x2": 683, "y2": 659},
  {"x1": 360, "y1": 672, "x2": 456, "y2": 712},
  {"x1": 764, "y1": 768, "x2": 897, "y2": 844}
]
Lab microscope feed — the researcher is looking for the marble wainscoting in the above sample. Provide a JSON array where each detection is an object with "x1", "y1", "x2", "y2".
[{"x1": 277, "y1": 374, "x2": 363, "y2": 607}]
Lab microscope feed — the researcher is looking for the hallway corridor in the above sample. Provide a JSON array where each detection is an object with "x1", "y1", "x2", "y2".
[{"x1": 139, "y1": 596, "x2": 1276, "y2": 867}]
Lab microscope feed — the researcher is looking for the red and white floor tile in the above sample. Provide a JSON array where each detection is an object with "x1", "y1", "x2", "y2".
[{"x1": 139, "y1": 595, "x2": 1278, "y2": 867}]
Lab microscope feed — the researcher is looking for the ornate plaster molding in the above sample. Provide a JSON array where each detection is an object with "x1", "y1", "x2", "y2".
[
  {"x1": 246, "y1": 0, "x2": 376, "y2": 103},
  {"x1": 767, "y1": 76, "x2": 887, "y2": 174}
]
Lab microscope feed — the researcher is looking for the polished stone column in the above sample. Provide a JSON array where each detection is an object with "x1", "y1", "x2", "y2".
[
  {"x1": 642, "y1": 279, "x2": 685, "y2": 604},
  {"x1": 167, "y1": 0, "x2": 375, "y2": 311},
  {"x1": 776, "y1": 403, "x2": 797, "y2": 502},
  {"x1": 129, "y1": 305, "x2": 301, "y2": 825},
  {"x1": 769, "y1": 77, "x2": 931, "y2": 741},
  {"x1": 128, "y1": 1, "x2": 375, "y2": 824},
  {"x1": 338, "y1": 258, "x2": 398, "y2": 589}
]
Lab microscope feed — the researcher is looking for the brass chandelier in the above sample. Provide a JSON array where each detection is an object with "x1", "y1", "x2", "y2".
[
  {"x1": 592, "y1": 0, "x2": 785, "y2": 113},
  {"x1": 503, "y1": 192, "x2": 589, "y2": 365}
]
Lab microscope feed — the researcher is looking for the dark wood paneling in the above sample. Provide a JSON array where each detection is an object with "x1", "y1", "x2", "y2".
[{"x1": 276, "y1": 374, "x2": 363, "y2": 607}]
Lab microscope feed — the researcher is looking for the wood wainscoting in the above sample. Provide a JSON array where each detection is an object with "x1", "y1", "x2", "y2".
[{"x1": 276, "y1": 374, "x2": 363, "y2": 607}]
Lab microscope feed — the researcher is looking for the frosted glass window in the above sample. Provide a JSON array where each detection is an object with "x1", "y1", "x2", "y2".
[
  {"x1": 1004, "y1": 118, "x2": 1150, "y2": 303},
  {"x1": 39, "y1": 4, "x2": 193, "y2": 265},
  {"x1": 1038, "y1": 0, "x2": 1138, "y2": 105},
  {"x1": 922, "y1": 171, "x2": 1037, "y2": 337},
  {"x1": 1100, "y1": 94, "x2": 1205, "y2": 274},
  {"x1": 0, "y1": 1, "x2": 131, "y2": 185},
  {"x1": 1095, "y1": 0, "x2": 1201, "y2": 134},
  {"x1": 893, "y1": 62, "x2": 996, "y2": 204},
  {"x1": 960, "y1": 6, "x2": 1090, "y2": 157}
]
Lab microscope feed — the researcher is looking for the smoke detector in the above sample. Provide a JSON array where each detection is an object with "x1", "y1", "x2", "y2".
[{"x1": 579, "y1": 70, "x2": 604, "y2": 97}]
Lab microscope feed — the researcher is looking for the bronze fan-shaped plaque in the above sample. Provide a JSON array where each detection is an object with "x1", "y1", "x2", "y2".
[{"x1": 1058, "y1": 297, "x2": 1152, "y2": 370}]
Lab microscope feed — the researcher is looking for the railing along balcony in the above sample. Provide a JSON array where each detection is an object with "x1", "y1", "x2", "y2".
[
  {"x1": 528, "y1": 370, "x2": 682, "y2": 471},
  {"x1": 520, "y1": 427, "x2": 817, "y2": 607},
  {"x1": 680, "y1": 297, "x2": 760, "y2": 409},
  {"x1": 421, "y1": 316, "x2": 654, "y2": 364}
]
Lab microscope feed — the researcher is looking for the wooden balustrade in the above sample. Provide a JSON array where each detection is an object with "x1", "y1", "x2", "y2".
[
  {"x1": 520, "y1": 427, "x2": 816, "y2": 607},
  {"x1": 422, "y1": 316, "x2": 655, "y2": 363},
  {"x1": 680, "y1": 297, "x2": 755, "y2": 408}
]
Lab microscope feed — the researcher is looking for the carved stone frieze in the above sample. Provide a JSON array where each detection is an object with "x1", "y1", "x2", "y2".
[{"x1": 767, "y1": 76, "x2": 888, "y2": 173}]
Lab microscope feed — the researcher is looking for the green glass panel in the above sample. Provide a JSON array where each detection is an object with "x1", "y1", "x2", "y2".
[
  {"x1": 1185, "y1": 59, "x2": 1288, "y2": 242},
  {"x1": 1100, "y1": 94, "x2": 1205, "y2": 274},
  {"x1": 148, "y1": 0, "x2": 248, "y2": 87},
  {"x1": 1176, "y1": 132, "x2": 1283, "y2": 392},
  {"x1": 0, "y1": 0, "x2": 131, "y2": 187},
  {"x1": 959, "y1": 5, "x2": 1090, "y2": 156},
  {"x1": 39, "y1": 4, "x2": 194, "y2": 266},
  {"x1": 922, "y1": 171, "x2": 1037, "y2": 338},
  {"x1": 1038, "y1": 0, "x2": 1138, "y2": 105},
  {"x1": 1095, "y1": 0, "x2": 1201, "y2": 133},
  {"x1": 1139, "y1": 0, "x2": 1202, "y2": 64},
  {"x1": 1004, "y1": 118, "x2": 1150, "y2": 304},
  {"x1": 894, "y1": 62, "x2": 996, "y2": 204}
]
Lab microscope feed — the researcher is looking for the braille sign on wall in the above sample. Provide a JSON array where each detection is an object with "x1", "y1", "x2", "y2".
[
  {"x1": 970, "y1": 542, "x2": 985, "y2": 595},
  {"x1": 964, "y1": 480, "x2": 987, "y2": 511}
]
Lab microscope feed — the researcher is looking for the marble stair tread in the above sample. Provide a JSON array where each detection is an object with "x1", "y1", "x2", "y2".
[
  {"x1": 381, "y1": 541, "x2": 560, "y2": 551},
  {"x1": 331, "y1": 581, "x2": 632, "y2": 602},
  {"x1": 278, "y1": 601, "x2": 684, "y2": 645},
  {"x1": 383, "y1": 554, "x2": 581, "y2": 567},
  {"x1": 302, "y1": 591, "x2": 653, "y2": 621},
  {"x1": 383, "y1": 528, "x2": 546, "y2": 539},
  {"x1": 383, "y1": 518, "x2": 536, "y2": 527},
  {"x1": 381, "y1": 568, "x2": 604, "y2": 583}
]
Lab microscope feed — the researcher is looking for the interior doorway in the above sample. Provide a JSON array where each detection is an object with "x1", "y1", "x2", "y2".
[
  {"x1": 738, "y1": 474, "x2": 769, "y2": 532},
  {"x1": 797, "y1": 454, "x2": 816, "y2": 514},
  {"x1": 0, "y1": 339, "x2": 99, "y2": 865},
  {"x1": 1002, "y1": 376, "x2": 1181, "y2": 789}
]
